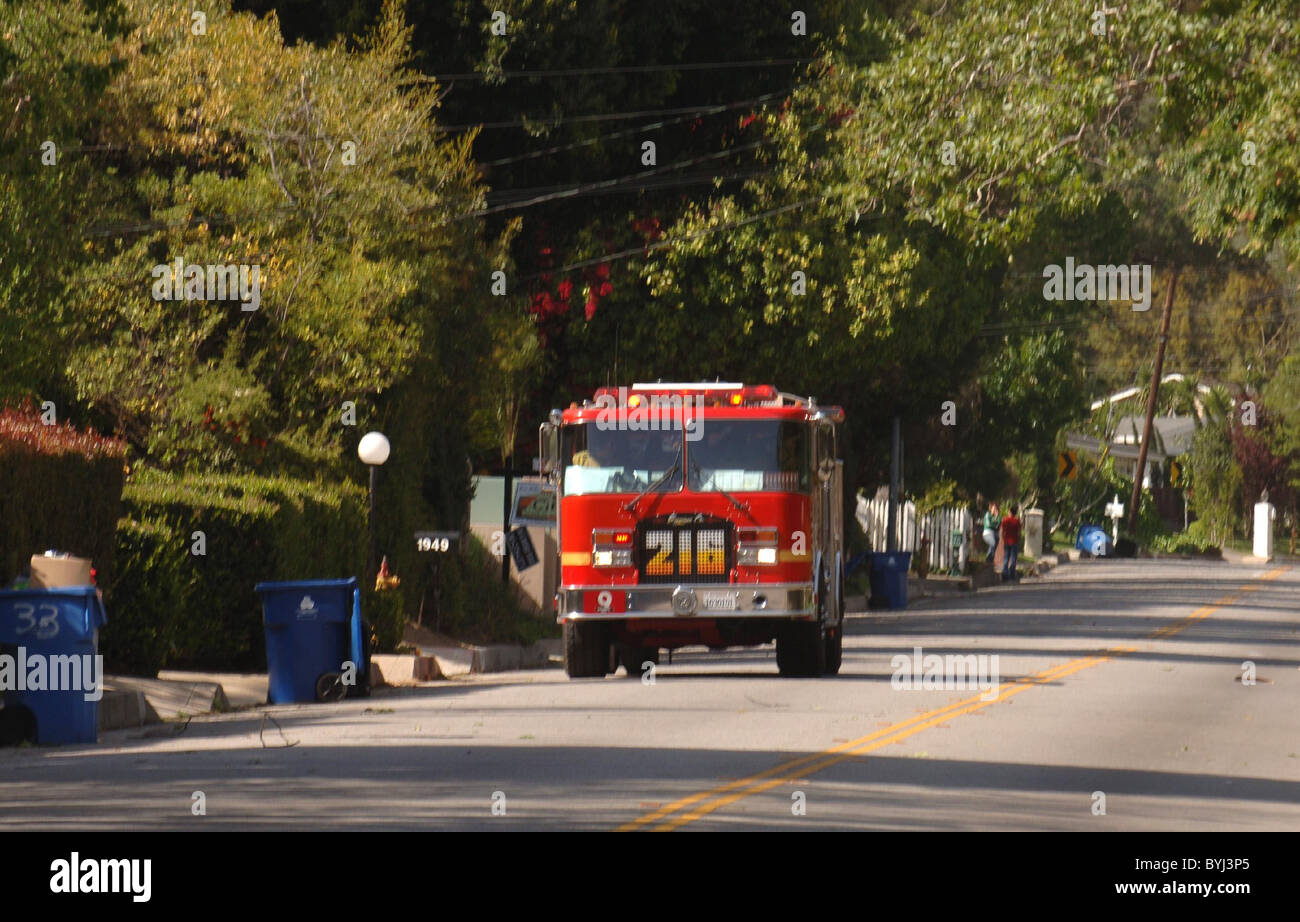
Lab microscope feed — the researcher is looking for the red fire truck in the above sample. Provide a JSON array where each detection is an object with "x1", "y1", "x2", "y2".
[{"x1": 537, "y1": 382, "x2": 845, "y2": 678}]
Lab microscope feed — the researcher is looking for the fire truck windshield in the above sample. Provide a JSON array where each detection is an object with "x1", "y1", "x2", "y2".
[
  {"x1": 687, "y1": 419, "x2": 808, "y2": 493},
  {"x1": 562, "y1": 424, "x2": 684, "y2": 496}
]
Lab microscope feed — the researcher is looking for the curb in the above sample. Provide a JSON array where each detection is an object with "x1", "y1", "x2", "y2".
[
  {"x1": 413, "y1": 638, "x2": 562, "y2": 676},
  {"x1": 370, "y1": 653, "x2": 441, "y2": 686},
  {"x1": 890, "y1": 552, "x2": 1072, "y2": 608},
  {"x1": 100, "y1": 675, "x2": 231, "y2": 731},
  {"x1": 1028, "y1": 552, "x2": 1071, "y2": 577},
  {"x1": 98, "y1": 689, "x2": 160, "y2": 731},
  {"x1": 907, "y1": 575, "x2": 973, "y2": 600}
]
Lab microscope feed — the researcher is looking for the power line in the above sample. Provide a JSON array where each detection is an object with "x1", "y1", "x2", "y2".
[
  {"x1": 469, "y1": 142, "x2": 767, "y2": 216},
  {"x1": 429, "y1": 59, "x2": 814, "y2": 81},
  {"x1": 465, "y1": 117, "x2": 829, "y2": 219},
  {"x1": 481, "y1": 91, "x2": 788, "y2": 167},
  {"x1": 69, "y1": 192, "x2": 838, "y2": 292},
  {"x1": 485, "y1": 168, "x2": 770, "y2": 205},
  {"x1": 517, "y1": 194, "x2": 847, "y2": 283},
  {"x1": 439, "y1": 100, "x2": 780, "y2": 131},
  {"x1": 80, "y1": 130, "x2": 788, "y2": 237},
  {"x1": 976, "y1": 317, "x2": 1090, "y2": 336}
]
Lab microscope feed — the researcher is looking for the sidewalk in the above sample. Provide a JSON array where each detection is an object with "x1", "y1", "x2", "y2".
[
  {"x1": 400, "y1": 622, "x2": 561, "y2": 677},
  {"x1": 847, "y1": 550, "x2": 1073, "y2": 613},
  {"x1": 98, "y1": 634, "x2": 564, "y2": 731},
  {"x1": 100, "y1": 671, "x2": 258, "y2": 731}
]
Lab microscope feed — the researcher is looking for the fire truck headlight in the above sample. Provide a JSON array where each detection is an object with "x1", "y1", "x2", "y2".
[
  {"x1": 737, "y1": 545, "x2": 777, "y2": 566},
  {"x1": 594, "y1": 550, "x2": 613, "y2": 567}
]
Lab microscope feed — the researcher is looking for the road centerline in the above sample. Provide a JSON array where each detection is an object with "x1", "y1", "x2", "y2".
[{"x1": 620, "y1": 565, "x2": 1291, "y2": 831}]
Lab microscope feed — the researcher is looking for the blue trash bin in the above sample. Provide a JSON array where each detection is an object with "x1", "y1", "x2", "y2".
[
  {"x1": 868, "y1": 552, "x2": 912, "y2": 610},
  {"x1": 0, "y1": 586, "x2": 107, "y2": 744},
  {"x1": 256, "y1": 578, "x2": 367, "y2": 704},
  {"x1": 1075, "y1": 524, "x2": 1113, "y2": 557}
]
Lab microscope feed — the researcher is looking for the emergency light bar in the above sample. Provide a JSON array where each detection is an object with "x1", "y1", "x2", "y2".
[
  {"x1": 591, "y1": 383, "x2": 784, "y2": 408},
  {"x1": 629, "y1": 382, "x2": 744, "y2": 391}
]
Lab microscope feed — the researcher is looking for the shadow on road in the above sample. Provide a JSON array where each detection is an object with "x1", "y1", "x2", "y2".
[{"x1": 2, "y1": 739, "x2": 1297, "y2": 830}]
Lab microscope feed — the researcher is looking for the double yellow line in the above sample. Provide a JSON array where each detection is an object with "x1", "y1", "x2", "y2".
[{"x1": 617, "y1": 564, "x2": 1291, "y2": 832}]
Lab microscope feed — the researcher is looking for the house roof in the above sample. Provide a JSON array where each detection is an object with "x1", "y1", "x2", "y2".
[{"x1": 1067, "y1": 414, "x2": 1198, "y2": 461}]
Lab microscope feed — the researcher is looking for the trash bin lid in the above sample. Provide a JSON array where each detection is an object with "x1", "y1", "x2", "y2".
[
  {"x1": 0, "y1": 586, "x2": 107, "y2": 643},
  {"x1": 870, "y1": 551, "x2": 912, "y2": 570},
  {"x1": 256, "y1": 578, "x2": 358, "y2": 625},
  {"x1": 255, "y1": 577, "x2": 359, "y2": 593}
]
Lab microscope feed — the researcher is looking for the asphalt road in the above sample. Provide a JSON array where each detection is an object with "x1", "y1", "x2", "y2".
[{"x1": 2, "y1": 557, "x2": 1297, "y2": 831}]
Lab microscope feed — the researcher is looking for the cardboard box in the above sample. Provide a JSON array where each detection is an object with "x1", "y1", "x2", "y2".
[{"x1": 29, "y1": 555, "x2": 93, "y2": 589}]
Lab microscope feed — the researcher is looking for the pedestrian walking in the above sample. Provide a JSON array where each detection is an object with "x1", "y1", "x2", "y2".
[
  {"x1": 982, "y1": 501, "x2": 1000, "y2": 563},
  {"x1": 1000, "y1": 504, "x2": 1022, "y2": 582}
]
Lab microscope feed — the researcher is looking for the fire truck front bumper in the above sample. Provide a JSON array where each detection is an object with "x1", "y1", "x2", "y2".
[{"x1": 557, "y1": 583, "x2": 815, "y2": 622}]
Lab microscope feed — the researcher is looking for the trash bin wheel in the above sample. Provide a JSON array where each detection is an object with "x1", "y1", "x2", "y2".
[
  {"x1": 314, "y1": 672, "x2": 347, "y2": 703},
  {"x1": 0, "y1": 703, "x2": 36, "y2": 746}
]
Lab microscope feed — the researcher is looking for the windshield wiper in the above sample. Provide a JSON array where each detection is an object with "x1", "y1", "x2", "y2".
[
  {"x1": 690, "y1": 458, "x2": 750, "y2": 514},
  {"x1": 623, "y1": 444, "x2": 682, "y2": 513}
]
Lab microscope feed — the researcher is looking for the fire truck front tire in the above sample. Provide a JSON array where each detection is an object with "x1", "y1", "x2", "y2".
[
  {"x1": 777, "y1": 620, "x2": 827, "y2": 677},
  {"x1": 823, "y1": 571, "x2": 844, "y2": 674},
  {"x1": 823, "y1": 624, "x2": 843, "y2": 675},
  {"x1": 564, "y1": 621, "x2": 611, "y2": 678}
]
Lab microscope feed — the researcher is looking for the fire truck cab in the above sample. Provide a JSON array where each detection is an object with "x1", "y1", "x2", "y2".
[{"x1": 538, "y1": 382, "x2": 845, "y2": 678}]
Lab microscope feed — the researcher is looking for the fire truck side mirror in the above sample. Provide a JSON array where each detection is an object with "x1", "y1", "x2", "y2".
[
  {"x1": 815, "y1": 421, "x2": 835, "y2": 482},
  {"x1": 538, "y1": 420, "x2": 561, "y2": 479}
]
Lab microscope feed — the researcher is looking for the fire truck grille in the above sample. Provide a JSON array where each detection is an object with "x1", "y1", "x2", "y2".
[{"x1": 636, "y1": 516, "x2": 733, "y2": 584}]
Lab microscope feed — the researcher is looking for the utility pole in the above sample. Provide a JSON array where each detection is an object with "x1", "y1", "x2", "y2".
[
  {"x1": 502, "y1": 452, "x2": 513, "y2": 585},
  {"x1": 1128, "y1": 268, "x2": 1180, "y2": 537},
  {"x1": 887, "y1": 416, "x2": 901, "y2": 552}
]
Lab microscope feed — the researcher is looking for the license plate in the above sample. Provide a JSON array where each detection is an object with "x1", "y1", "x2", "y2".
[
  {"x1": 699, "y1": 591, "x2": 737, "y2": 611},
  {"x1": 583, "y1": 590, "x2": 626, "y2": 614}
]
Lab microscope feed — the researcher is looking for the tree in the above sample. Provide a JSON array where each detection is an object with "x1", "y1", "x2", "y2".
[
  {"x1": 0, "y1": 0, "x2": 119, "y2": 401},
  {"x1": 58, "y1": 0, "x2": 505, "y2": 475}
]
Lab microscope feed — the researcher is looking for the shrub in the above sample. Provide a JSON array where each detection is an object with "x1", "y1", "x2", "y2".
[
  {"x1": 1132, "y1": 491, "x2": 1172, "y2": 547},
  {"x1": 430, "y1": 535, "x2": 555, "y2": 646},
  {"x1": 363, "y1": 588, "x2": 406, "y2": 654},
  {"x1": 1150, "y1": 521, "x2": 1221, "y2": 556},
  {"x1": 102, "y1": 517, "x2": 190, "y2": 675},
  {"x1": 0, "y1": 403, "x2": 126, "y2": 587},
  {"x1": 110, "y1": 471, "x2": 366, "y2": 673},
  {"x1": 1186, "y1": 419, "x2": 1242, "y2": 545}
]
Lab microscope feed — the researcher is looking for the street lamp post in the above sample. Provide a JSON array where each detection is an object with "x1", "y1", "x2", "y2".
[{"x1": 357, "y1": 431, "x2": 391, "y2": 585}]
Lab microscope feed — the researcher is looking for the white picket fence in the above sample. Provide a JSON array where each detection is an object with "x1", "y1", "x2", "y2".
[{"x1": 855, "y1": 495, "x2": 974, "y2": 574}]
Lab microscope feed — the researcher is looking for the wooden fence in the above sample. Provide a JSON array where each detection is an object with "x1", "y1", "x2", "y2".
[{"x1": 854, "y1": 495, "x2": 976, "y2": 574}]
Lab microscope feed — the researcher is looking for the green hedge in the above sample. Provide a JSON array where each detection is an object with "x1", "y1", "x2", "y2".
[
  {"x1": 1149, "y1": 520, "x2": 1222, "y2": 556},
  {"x1": 429, "y1": 535, "x2": 555, "y2": 646},
  {"x1": 107, "y1": 471, "x2": 368, "y2": 674},
  {"x1": 103, "y1": 517, "x2": 191, "y2": 676},
  {"x1": 0, "y1": 405, "x2": 126, "y2": 587}
]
